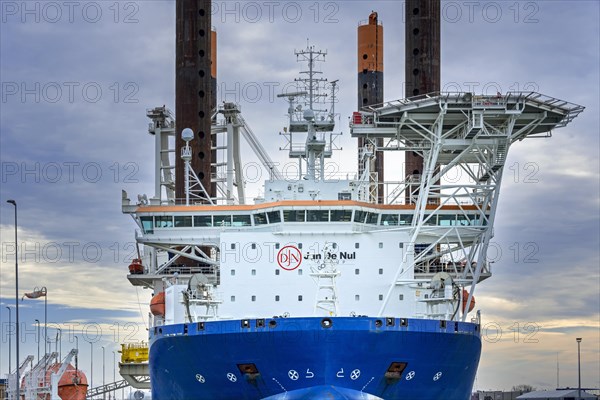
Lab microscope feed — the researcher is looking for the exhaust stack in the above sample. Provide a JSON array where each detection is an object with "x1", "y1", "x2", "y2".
[
  {"x1": 175, "y1": 0, "x2": 215, "y2": 202},
  {"x1": 357, "y1": 12, "x2": 384, "y2": 203},
  {"x1": 405, "y1": 0, "x2": 440, "y2": 202}
]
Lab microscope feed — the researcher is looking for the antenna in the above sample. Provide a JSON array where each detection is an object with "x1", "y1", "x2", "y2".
[{"x1": 181, "y1": 128, "x2": 193, "y2": 205}]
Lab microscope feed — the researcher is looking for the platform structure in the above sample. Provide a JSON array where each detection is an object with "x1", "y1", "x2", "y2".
[{"x1": 350, "y1": 91, "x2": 584, "y2": 320}]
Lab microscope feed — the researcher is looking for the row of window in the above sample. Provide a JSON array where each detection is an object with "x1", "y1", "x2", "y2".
[
  {"x1": 140, "y1": 210, "x2": 487, "y2": 233},
  {"x1": 226, "y1": 242, "x2": 397, "y2": 250},
  {"x1": 229, "y1": 294, "x2": 406, "y2": 302},
  {"x1": 231, "y1": 268, "x2": 386, "y2": 276}
]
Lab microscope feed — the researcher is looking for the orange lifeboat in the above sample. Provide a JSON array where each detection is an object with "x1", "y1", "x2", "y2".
[
  {"x1": 150, "y1": 292, "x2": 166, "y2": 316},
  {"x1": 21, "y1": 363, "x2": 88, "y2": 400},
  {"x1": 128, "y1": 258, "x2": 144, "y2": 274},
  {"x1": 462, "y1": 289, "x2": 476, "y2": 313}
]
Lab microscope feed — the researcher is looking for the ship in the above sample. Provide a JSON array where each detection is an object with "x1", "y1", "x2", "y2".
[
  {"x1": 120, "y1": 38, "x2": 584, "y2": 398},
  {"x1": 118, "y1": 2, "x2": 586, "y2": 397}
]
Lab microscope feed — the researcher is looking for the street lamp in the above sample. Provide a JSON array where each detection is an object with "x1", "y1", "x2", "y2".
[
  {"x1": 56, "y1": 328, "x2": 62, "y2": 360},
  {"x1": 102, "y1": 345, "x2": 106, "y2": 400},
  {"x1": 111, "y1": 350, "x2": 116, "y2": 400},
  {"x1": 90, "y1": 342, "x2": 94, "y2": 393},
  {"x1": 23, "y1": 286, "x2": 47, "y2": 384},
  {"x1": 35, "y1": 319, "x2": 40, "y2": 362},
  {"x1": 576, "y1": 337, "x2": 582, "y2": 399},
  {"x1": 7, "y1": 199, "x2": 20, "y2": 400},
  {"x1": 74, "y1": 335, "x2": 79, "y2": 375},
  {"x1": 6, "y1": 307, "x2": 11, "y2": 377}
]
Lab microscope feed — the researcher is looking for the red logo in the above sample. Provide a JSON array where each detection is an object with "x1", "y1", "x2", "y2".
[{"x1": 277, "y1": 245, "x2": 302, "y2": 271}]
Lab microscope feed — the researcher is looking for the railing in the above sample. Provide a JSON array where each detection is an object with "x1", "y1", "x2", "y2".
[{"x1": 414, "y1": 262, "x2": 491, "y2": 276}]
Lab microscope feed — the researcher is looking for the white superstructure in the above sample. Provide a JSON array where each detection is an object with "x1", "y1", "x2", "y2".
[{"x1": 122, "y1": 48, "x2": 584, "y2": 331}]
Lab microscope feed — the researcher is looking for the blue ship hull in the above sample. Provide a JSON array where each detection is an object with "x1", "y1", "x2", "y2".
[{"x1": 149, "y1": 317, "x2": 481, "y2": 400}]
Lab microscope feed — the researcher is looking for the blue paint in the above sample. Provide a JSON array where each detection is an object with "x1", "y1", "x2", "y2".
[{"x1": 149, "y1": 317, "x2": 481, "y2": 400}]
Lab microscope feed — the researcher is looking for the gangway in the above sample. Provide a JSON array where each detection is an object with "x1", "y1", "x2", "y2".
[{"x1": 85, "y1": 379, "x2": 131, "y2": 399}]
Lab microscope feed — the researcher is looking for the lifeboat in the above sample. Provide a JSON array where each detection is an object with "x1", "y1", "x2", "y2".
[
  {"x1": 128, "y1": 258, "x2": 144, "y2": 274},
  {"x1": 21, "y1": 363, "x2": 88, "y2": 400},
  {"x1": 462, "y1": 289, "x2": 476, "y2": 313},
  {"x1": 150, "y1": 291, "x2": 166, "y2": 316}
]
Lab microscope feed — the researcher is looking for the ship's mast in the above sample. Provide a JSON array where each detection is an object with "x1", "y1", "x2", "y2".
[
  {"x1": 279, "y1": 45, "x2": 340, "y2": 182},
  {"x1": 297, "y1": 46, "x2": 327, "y2": 181}
]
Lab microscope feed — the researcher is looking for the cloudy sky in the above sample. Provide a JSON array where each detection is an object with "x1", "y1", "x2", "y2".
[{"x1": 1, "y1": 0, "x2": 598, "y2": 394}]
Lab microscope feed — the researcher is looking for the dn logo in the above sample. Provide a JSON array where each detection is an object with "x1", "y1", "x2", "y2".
[{"x1": 277, "y1": 245, "x2": 302, "y2": 271}]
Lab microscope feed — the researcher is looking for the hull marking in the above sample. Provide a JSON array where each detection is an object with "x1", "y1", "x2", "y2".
[{"x1": 288, "y1": 370, "x2": 299, "y2": 380}]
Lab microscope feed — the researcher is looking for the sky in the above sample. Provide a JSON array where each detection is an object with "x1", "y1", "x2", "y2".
[{"x1": 0, "y1": 0, "x2": 599, "y2": 394}]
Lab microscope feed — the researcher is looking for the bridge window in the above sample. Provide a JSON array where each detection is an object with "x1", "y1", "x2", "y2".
[
  {"x1": 380, "y1": 214, "x2": 399, "y2": 226},
  {"x1": 231, "y1": 296, "x2": 235, "y2": 302},
  {"x1": 230, "y1": 270, "x2": 235, "y2": 276},
  {"x1": 474, "y1": 214, "x2": 488, "y2": 226},
  {"x1": 232, "y1": 215, "x2": 251, "y2": 227},
  {"x1": 366, "y1": 212, "x2": 379, "y2": 224},
  {"x1": 267, "y1": 211, "x2": 282, "y2": 223},
  {"x1": 251, "y1": 296, "x2": 256, "y2": 302},
  {"x1": 379, "y1": 294, "x2": 383, "y2": 301},
  {"x1": 140, "y1": 217, "x2": 153, "y2": 234},
  {"x1": 355, "y1": 295, "x2": 360, "y2": 301},
  {"x1": 423, "y1": 214, "x2": 437, "y2": 226},
  {"x1": 438, "y1": 215, "x2": 455, "y2": 226},
  {"x1": 275, "y1": 295, "x2": 280, "y2": 302},
  {"x1": 284, "y1": 210, "x2": 306, "y2": 222},
  {"x1": 330, "y1": 210, "x2": 352, "y2": 222},
  {"x1": 354, "y1": 211, "x2": 367, "y2": 223},
  {"x1": 154, "y1": 216, "x2": 173, "y2": 228},
  {"x1": 307, "y1": 210, "x2": 329, "y2": 222},
  {"x1": 456, "y1": 214, "x2": 471, "y2": 226},
  {"x1": 194, "y1": 215, "x2": 212, "y2": 227},
  {"x1": 174, "y1": 216, "x2": 193, "y2": 227},
  {"x1": 400, "y1": 215, "x2": 413, "y2": 225},
  {"x1": 214, "y1": 215, "x2": 232, "y2": 227},
  {"x1": 379, "y1": 268, "x2": 383, "y2": 275},
  {"x1": 254, "y1": 212, "x2": 268, "y2": 225},
  {"x1": 298, "y1": 295, "x2": 303, "y2": 301},
  {"x1": 251, "y1": 269, "x2": 256, "y2": 276},
  {"x1": 275, "y1": 270, "x2": 280, "y2": 275}
]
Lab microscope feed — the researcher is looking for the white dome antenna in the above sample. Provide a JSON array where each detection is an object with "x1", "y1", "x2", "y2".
[{"x1": 181, "y1": 128, "x2": 194, "y2": 142}]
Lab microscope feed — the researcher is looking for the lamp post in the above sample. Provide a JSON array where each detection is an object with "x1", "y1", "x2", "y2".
[
  {"x1": 6, "y1": 307, "x2": 12, "y2": 377},
  {"x1": 90, "y1": 341, "x2": 94, "y2": 394},
  {"x1": 74, "y1": 335, "x2": 79, "y2": 376},
  {"x1": 576, "y1": 337, "x2": 582, "y2": 399},
  {"x1": 23, "y1": 286, "x2": 47, "y2": 384},
  {"x1": 102, "y1": 345, "x2": 106, "y2": 400},
  {"x1": 112, "y1": 350, "x2": 116, "y2": 400},
  {"x1": 35, "y1": 319, "x2": 40, "y2": 362},
  {"x1": 7, "y1": 199, "x2": 20, "y2": 400},
  {"x1": 56, "y1": 328, "x2": 62, "y2": 360}
]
